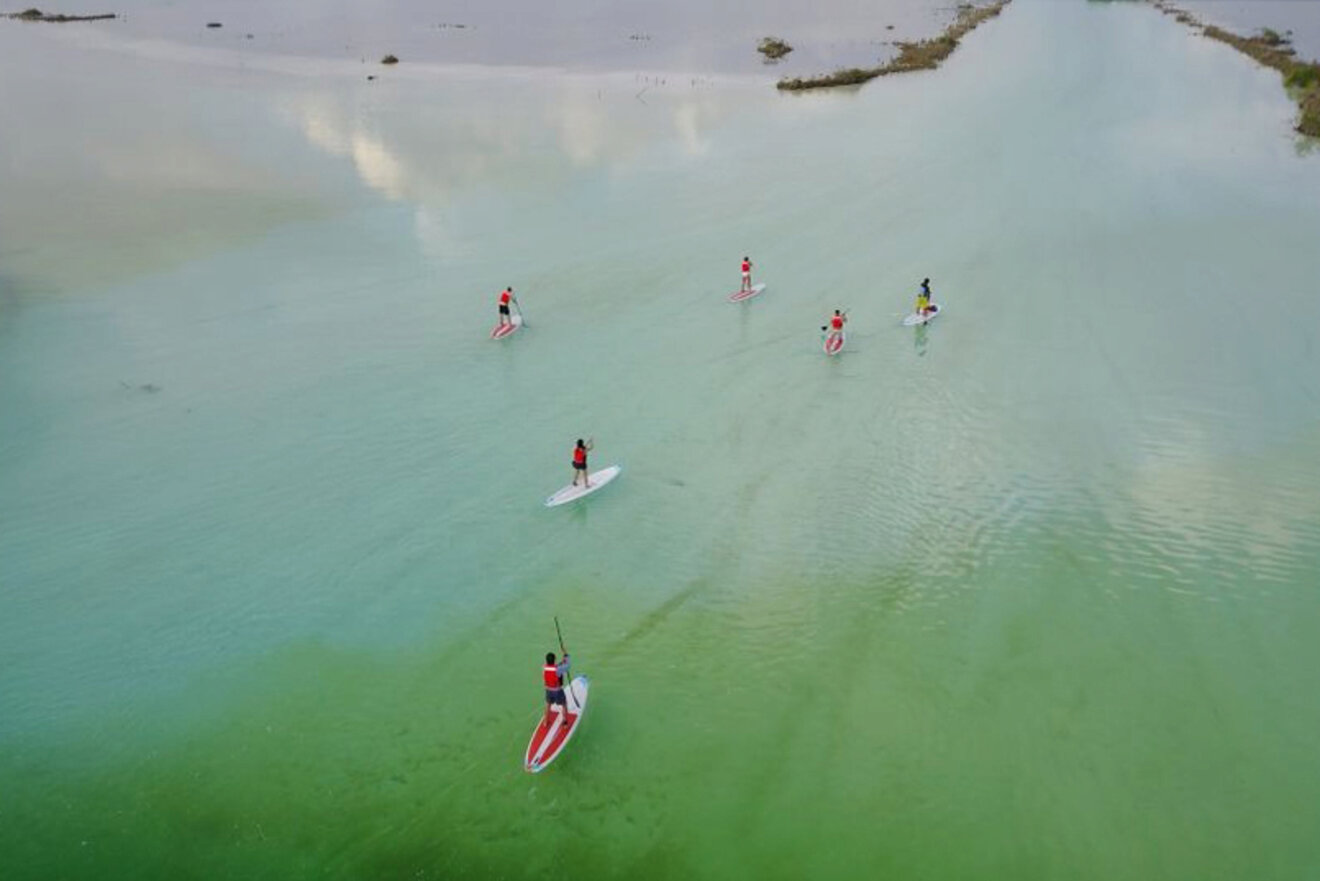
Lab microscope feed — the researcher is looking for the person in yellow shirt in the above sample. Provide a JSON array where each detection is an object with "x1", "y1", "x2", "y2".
[{"x1": 915, "y1": 278, "x2": 932, "y2": 316}]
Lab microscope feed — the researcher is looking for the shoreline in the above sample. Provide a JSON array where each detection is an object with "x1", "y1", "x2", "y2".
[
  {"x1": 1150, "y1": 0, "x2": 1320, "y2": 137},
  {"x1": 777, "y1": 0, "x2": 1011, "y2": 92}
]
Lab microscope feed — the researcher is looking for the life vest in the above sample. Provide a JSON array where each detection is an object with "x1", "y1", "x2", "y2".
[
  {"x1": 741, "y1": 261, "x2": 751, "y2": 273},
  {"x1": 831, "y1": 316, "x2": 844, "y2": 330},
  {"x1": 500, "y1": 289, "x2": 511, "y2": 305},
  {"x1": 543, "y1": 664, "x2": 560, "y2": 688},
  {"x1": 573, "y1": 446, "x2": 587, "y2": 465}
]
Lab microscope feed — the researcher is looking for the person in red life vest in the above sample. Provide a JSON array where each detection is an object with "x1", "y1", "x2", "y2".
[
  {"x1": 824, "y1": 309, "x2": 847, "y2": 346},
  {"x1": 542, "y1": 650, "x2": 572, "y2": 728},
  {"x1": 496, "y1": 286, "x2": 515, "y2": 328},
  {"x1": 571, "y1": 437, "x2": 594, "y2": 488},
  {"x1": 740, "y1": 256, "x2": 754, "y2": 293}
]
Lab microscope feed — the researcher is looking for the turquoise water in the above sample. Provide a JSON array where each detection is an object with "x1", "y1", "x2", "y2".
[{"x1": 4, "y1": 1, "x2": 1320, "y2": 878}]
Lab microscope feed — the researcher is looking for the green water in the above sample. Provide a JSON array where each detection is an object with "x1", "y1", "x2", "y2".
[{"x1": 3, "y1": 2, "x2": 1320, "y2": 878}]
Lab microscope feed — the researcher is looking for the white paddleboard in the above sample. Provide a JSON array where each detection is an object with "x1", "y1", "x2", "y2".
[
  {"x1": 490, "y1": 313, "x2": 523, "y2": 339},
  {"x1": 545, "y1": 465, "x2": 622, "y2": 508},
  {"x1": 524, "y1": 675, "x2": 589, "y2": 773},
  {"x1": 728, "y1": 283, "x2": 766, "y2": 303},
  {"x1": 824, "y1": 331, "x2": 845, "y2": 356},
  {"x1": 902, "y1": 303, "x2": 941, "y2": 326}
]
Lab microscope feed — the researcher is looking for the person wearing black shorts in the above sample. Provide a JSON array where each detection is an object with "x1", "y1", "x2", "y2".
[
  {"x1": 571, "y1": 438, "x2": 593, "y2": 487},
  {"x1": 497, "y1": 286, "x2": 514, "y2": 327},
  {"x1": 542, "y1": 651, "x2": 571, "y2": 727}
]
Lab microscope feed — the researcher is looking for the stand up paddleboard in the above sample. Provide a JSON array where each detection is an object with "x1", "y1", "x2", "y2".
[
  {"x1": 545, "y1": 465, "x2": 622, "y2": 508},
  {"x1": 490, "y1": 314, "x2": 524, "y2": 340},
  {"x1": 728, "y1": 283, "x2": 766, "y2": 303},
  {"x1": 525, "y1": 675, "x2": 589, "y2": 773},
  {"x1": 902, "y1": 304, "x2": 941, "y2": 326},
  {"x1": 824, "y1": 332, "x2": 845, "y2": 356}
]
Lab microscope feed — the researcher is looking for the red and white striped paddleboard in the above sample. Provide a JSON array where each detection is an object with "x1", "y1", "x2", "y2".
[
  {"x1": 525, "y1": 675, "x2": 589, "y2": 773},
  {"x1": 490, "y1": 314, "x2": 523, "y2": 340},
  {"x1": 728, "y1": 283, "x2": 766, "y2": 303},
  {"x1": 824, "y1": 331, "x2": 845, "y2": 356}
]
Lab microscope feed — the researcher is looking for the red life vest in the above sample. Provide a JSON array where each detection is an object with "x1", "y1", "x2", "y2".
[
  {"x1": 573, "y1": 446, "x2": 586, "y2": 465},
  {"x1": 543, "y1": 664, "x2": 560, "y2": 688},
  {"x1": 831, "y1": 316, "x2": 844, "y2": 330},
  {"x1": 741, "y1": 261, "x2": 751, "y2": 273},
  {"x1": 499, "y1": 289, "x2": 511, "y2": 305}
]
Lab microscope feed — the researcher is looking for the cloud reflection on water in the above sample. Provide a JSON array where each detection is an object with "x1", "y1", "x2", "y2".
[{"x1": 288, "y1": 75, "x2": 746, "y2": 260}]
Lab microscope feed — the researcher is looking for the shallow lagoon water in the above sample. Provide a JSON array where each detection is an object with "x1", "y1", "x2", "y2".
[
  {"x1": 3, "y1": 1, "x2": 1320, "y2": 879},
  {"x1": 13, "y1": 0, "x2": 973, "y2": 76},
  {"x1": 1178, "y1": 0, "x2": 1320, "y2": 58}
]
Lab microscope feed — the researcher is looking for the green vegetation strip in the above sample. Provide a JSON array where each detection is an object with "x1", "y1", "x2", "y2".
[
  {"x1": 7, "y1": 7, "x2": 116, "y2": 21},
  {"x1": 777, "y1": 0, "x2": 1012, "y2": 92},
  {"x1": 1151, "y1": 1, "x2": 1320, "y2": 137},
  {"x1": 758, "y1": 37, "x2": 793, "y2": 60}
]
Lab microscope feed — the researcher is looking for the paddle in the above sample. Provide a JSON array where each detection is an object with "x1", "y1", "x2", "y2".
[
  {"x1": 555, "y1": 616, "x2": 581, "y2": 711},
  {"x1": 513, "y1": 296, "x2": 528, "y2": 329}
]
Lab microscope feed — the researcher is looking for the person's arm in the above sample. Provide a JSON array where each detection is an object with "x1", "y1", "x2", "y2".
[{"x1": 557, "y1": 654, "x2": 571, "y2": 682}]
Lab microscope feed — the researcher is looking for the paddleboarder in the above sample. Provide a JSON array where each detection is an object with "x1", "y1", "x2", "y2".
[
  {"x1": 542, "y1": 650, "x2": 572, "y2": 728},
  {"x1": 916, "y1": 279, "x2": 932, "y2": 316},
  {"x1": 497, "y1": 286, "x2": 515, "y2": 328},
  {"x1": 824, "y1": 309, "x2": 847, "y2": 346},
  {"x1": 571, "y1": 438, "x2": 594, "y2": 488},
  {"x1": 740, "y1": 256, "x2": 754, "y2": 293}
]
